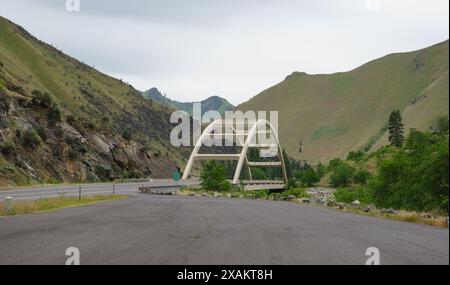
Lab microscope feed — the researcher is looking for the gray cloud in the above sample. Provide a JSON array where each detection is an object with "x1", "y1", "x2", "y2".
[{"x1": 0, "y1": 0, "x2": 448, "y2": 105}]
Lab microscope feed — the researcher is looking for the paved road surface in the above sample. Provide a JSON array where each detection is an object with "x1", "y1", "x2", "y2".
[
  {"x1": 0, "y1": 180, "x2": 198, "y2": 201},
  {"x1": 0, "y1": 193, "x2": 448, "y2": 265}
]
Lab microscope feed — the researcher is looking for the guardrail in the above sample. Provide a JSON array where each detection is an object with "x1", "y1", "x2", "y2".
[
  {"x1": 119, "y1": 178, "x2": 153, "y2": 183},
  {"x1": 241, "y1": 180, "x2": 285, "y2": 191},
  {"x1": 138, "y1": 185, "x2": 182, "y2": 195},
  {"x1": 0, "y1": 183, "x2": 121, "y2": 202},
  {"x1": 138, "y1": 180, "x2": 202, "y2": 195},
  {"x1": 134, "y1": 179, "x2": 284, "y2": 195},
  {"x1": 241, "y1": 180, "x2": 285, "y2": 185}
]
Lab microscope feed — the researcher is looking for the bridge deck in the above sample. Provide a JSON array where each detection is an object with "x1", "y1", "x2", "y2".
[
  {"x1": 138, "y1": 179, "x2": 285, "y2": 193},
  {"x1": 182, "y1": 179, "x2": 285, "y2": 191},
  {"x1": 240, "y1": 180, "x2": 285, "y2": 191}
]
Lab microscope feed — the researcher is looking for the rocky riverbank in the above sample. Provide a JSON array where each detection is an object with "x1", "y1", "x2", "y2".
[{"x1": 177, "y1": 187, "x2": 449, "y2": 228}]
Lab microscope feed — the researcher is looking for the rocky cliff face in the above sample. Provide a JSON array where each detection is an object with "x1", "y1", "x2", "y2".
[
  {"x1": 0, "y1": 92, "x2": 184, "y2": 187},
  {"x1": 0, "y1": 17, "x2": 189, "y2": 187}
]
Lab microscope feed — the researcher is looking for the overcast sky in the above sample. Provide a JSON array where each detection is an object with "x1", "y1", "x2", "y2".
[{"x1": 0, "y1": 0, "x2": 448, "y2": 105}]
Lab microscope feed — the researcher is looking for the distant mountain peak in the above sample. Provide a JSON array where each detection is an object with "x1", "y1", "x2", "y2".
[
  {"x1": 238, "y1": 40, "x2": 449, "y2": 163},
  {"x1": 285, "y1": 71, "x2": 308, "y2": 80},
  {"x1": 142, "y1": 90, "x2": 234, "y2": 116}
]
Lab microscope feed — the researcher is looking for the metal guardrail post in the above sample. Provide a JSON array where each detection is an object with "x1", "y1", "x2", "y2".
[
  {"x1": 4, "y1": 197, "x2": 13, "y2": 214},
  {"x1": 78, "y1": 184, "x2": 82, "y2": 202}
]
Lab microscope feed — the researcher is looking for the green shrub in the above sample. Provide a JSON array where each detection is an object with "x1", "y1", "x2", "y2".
[
  {"x1": 66, "y1": 115, "x2": 77, "y2": 124},
  {"x1": 122, "y1": 170, "x2": 140, "y2": 179},
  {"x1": 0, "y1": 142, "x2": 15, "y2": 155},
  {"x1": 281, "y1": 188, "x2": 309, "y2": 199},
  {"x1": 6, "y1": 82, "x2": 25, "y2": 95},
  {"x1": 330, "y1": 162, "x2": 355, "y2": 187},
  {"x1": 36, "y1": 126, "x2": 47, "y2": 141},
  {"x1": 83, "y1": 120, "x2": 97, "y2": 130},
  {"x1": 346, "y1": 151, "x2": 364, "y2": 161},
  {"x1": 370, "y1": 130, "x2": 449, "y2": 213},
  {"x1": 100, "y1": 116, "x2": 110, "y2": 125},
  {"x1": 122, "y1": 129, "x2": 132, "y2": 141},
  {"x1": 287, "y1": 178, "x2": 297, "y2": 189},
  {"x1": 251, "y1": 168, "x2": 268, "y2": 180},
  {"x1": 316, "y1": 162, "x2": 326, "y2": 178},
  {"x1": 47, "y1": 105, "x2": 61, "y2": 125},
  {"x1": 253, "y1": 190, "x2": 269, "y2": 199},
  {"x1": 200, "y1": 161, "x2": 231, "y2": 192},
  {"x1": 293, "y1": 164, "x2": 322, "y2": 187},
  {"x1": 31, "y1": 90, "x2": 53, "y2": 109},
  {"x1": 139, "y1": 144, "x2": 151, "y2": 154},
  {"x1": 300, "y1": 169, "x2": 320, "y2": 186},
  {"x1": 54, "y1": 126, "x2": 64, "y2": 137},
  {"x1": 436, "y1": 116, "x2": 449, "y2": 134},
  {"x1": 328, "y1": 158, "x2": 344, "y2": 171},
  {"x1": 270, "y1": 193, "x2": 281, "y2": 201},
  {"x1": 354, "y1": 170, "x2": 371, "y2": 185},
  {"x1": 22, "y1": 129, "x2": 41, "y2": 148},
  {"x1": 0, "y1": 95, "x2": 9, "y2": 113},
  {"x1": 334, "y1": 187, "x2": 373, "y2": 204}
]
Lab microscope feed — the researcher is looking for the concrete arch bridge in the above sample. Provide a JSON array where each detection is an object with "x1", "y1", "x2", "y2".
[{"x1": 182, "y1": 119, "x2": 288, "y2": 190}]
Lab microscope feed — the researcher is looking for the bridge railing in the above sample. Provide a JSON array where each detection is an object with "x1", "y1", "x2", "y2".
[
  {"x1": 138, "y1": 180, "x2": 202, "y2": 195},
  {"x1": 241, "y1": 180, "x2": 285, "y2": 185},
  {"x1": 138, "y1": 185, "x2": 181, "y2": 195},
  {"x1": 240, "y1": 180, "x2": 285, "y2": 191},
  {"x1": 119, "y1": 178, "x2": 153, "y2": 184}
]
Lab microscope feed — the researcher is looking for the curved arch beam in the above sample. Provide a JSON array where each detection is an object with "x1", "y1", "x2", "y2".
[
  {"x1": 182, "y1": 119, "x2": 288, "y2": 186},
  {"x1": 182, "y1": 120, "x2": 222, "y2": 180},
  {"x1": 232, "y1": 119, "x2": 287, "y2": 184}
]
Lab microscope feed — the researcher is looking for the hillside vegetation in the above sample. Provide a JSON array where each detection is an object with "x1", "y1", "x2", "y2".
[
  {"x1": 327, "y1": 124, "x2": 449, "y2": 215},
  {"x1": 0, "y1": 17, "x2": 189, "y2": 187},
  {"x1": 238, "y1": 40, "x2": 449, "y2": 163}
]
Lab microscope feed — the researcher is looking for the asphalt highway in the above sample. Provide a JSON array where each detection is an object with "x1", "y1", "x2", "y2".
[
  {"x1": 0, "y1": 180, "x2": 197, "y2": 201},
  {"x1": 0, "y1": 192, "x2": 448, "y2": 265}
]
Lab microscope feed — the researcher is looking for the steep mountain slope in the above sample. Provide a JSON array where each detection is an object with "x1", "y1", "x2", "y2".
[
  {"x1": 143, "y1": 88, "x2": 234, "y2": 116},
  {"x1": 0, "y1": 17, "x2": 188, "y2": 186},
  {"x1": 237, "y1": 40, "x2": 449, "y2": 163},
  {"x1": 370, "y1": 70, "x2": 449, "y2": 151}
]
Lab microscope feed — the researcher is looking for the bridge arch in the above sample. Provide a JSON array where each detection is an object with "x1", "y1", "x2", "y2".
[{"x1": 182, "y1": 119, "x2": 288, "y2": 186}]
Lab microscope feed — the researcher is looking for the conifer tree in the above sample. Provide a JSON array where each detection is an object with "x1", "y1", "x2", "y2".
[{"x1": 388, "y1": 109, "x2": 404, "y2": 147}]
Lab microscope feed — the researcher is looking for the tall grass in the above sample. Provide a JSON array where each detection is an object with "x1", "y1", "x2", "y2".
[{"x1": 0, "y1": 195, "x2": 127, "y2": 216}]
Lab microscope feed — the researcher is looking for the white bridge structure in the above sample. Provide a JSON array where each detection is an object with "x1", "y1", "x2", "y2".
[{"x1": 182, "y1": 119, "x2": 288, "y2": 190}]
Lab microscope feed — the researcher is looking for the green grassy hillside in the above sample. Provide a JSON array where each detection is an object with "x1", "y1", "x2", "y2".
[
  {"x1": 370, "y1": 70, "x2": 449, "y2": 151},
  {"x1": 0, "y1": 17, "x2": 189, "y2": 186},
  {"x1": 237, "y1": 40, "x2": 449, "y2": 163}
]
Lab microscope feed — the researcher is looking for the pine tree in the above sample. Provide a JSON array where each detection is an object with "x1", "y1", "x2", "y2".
[{"x1": 388, "y1": 109, "x2": 404, "y2": 147}]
